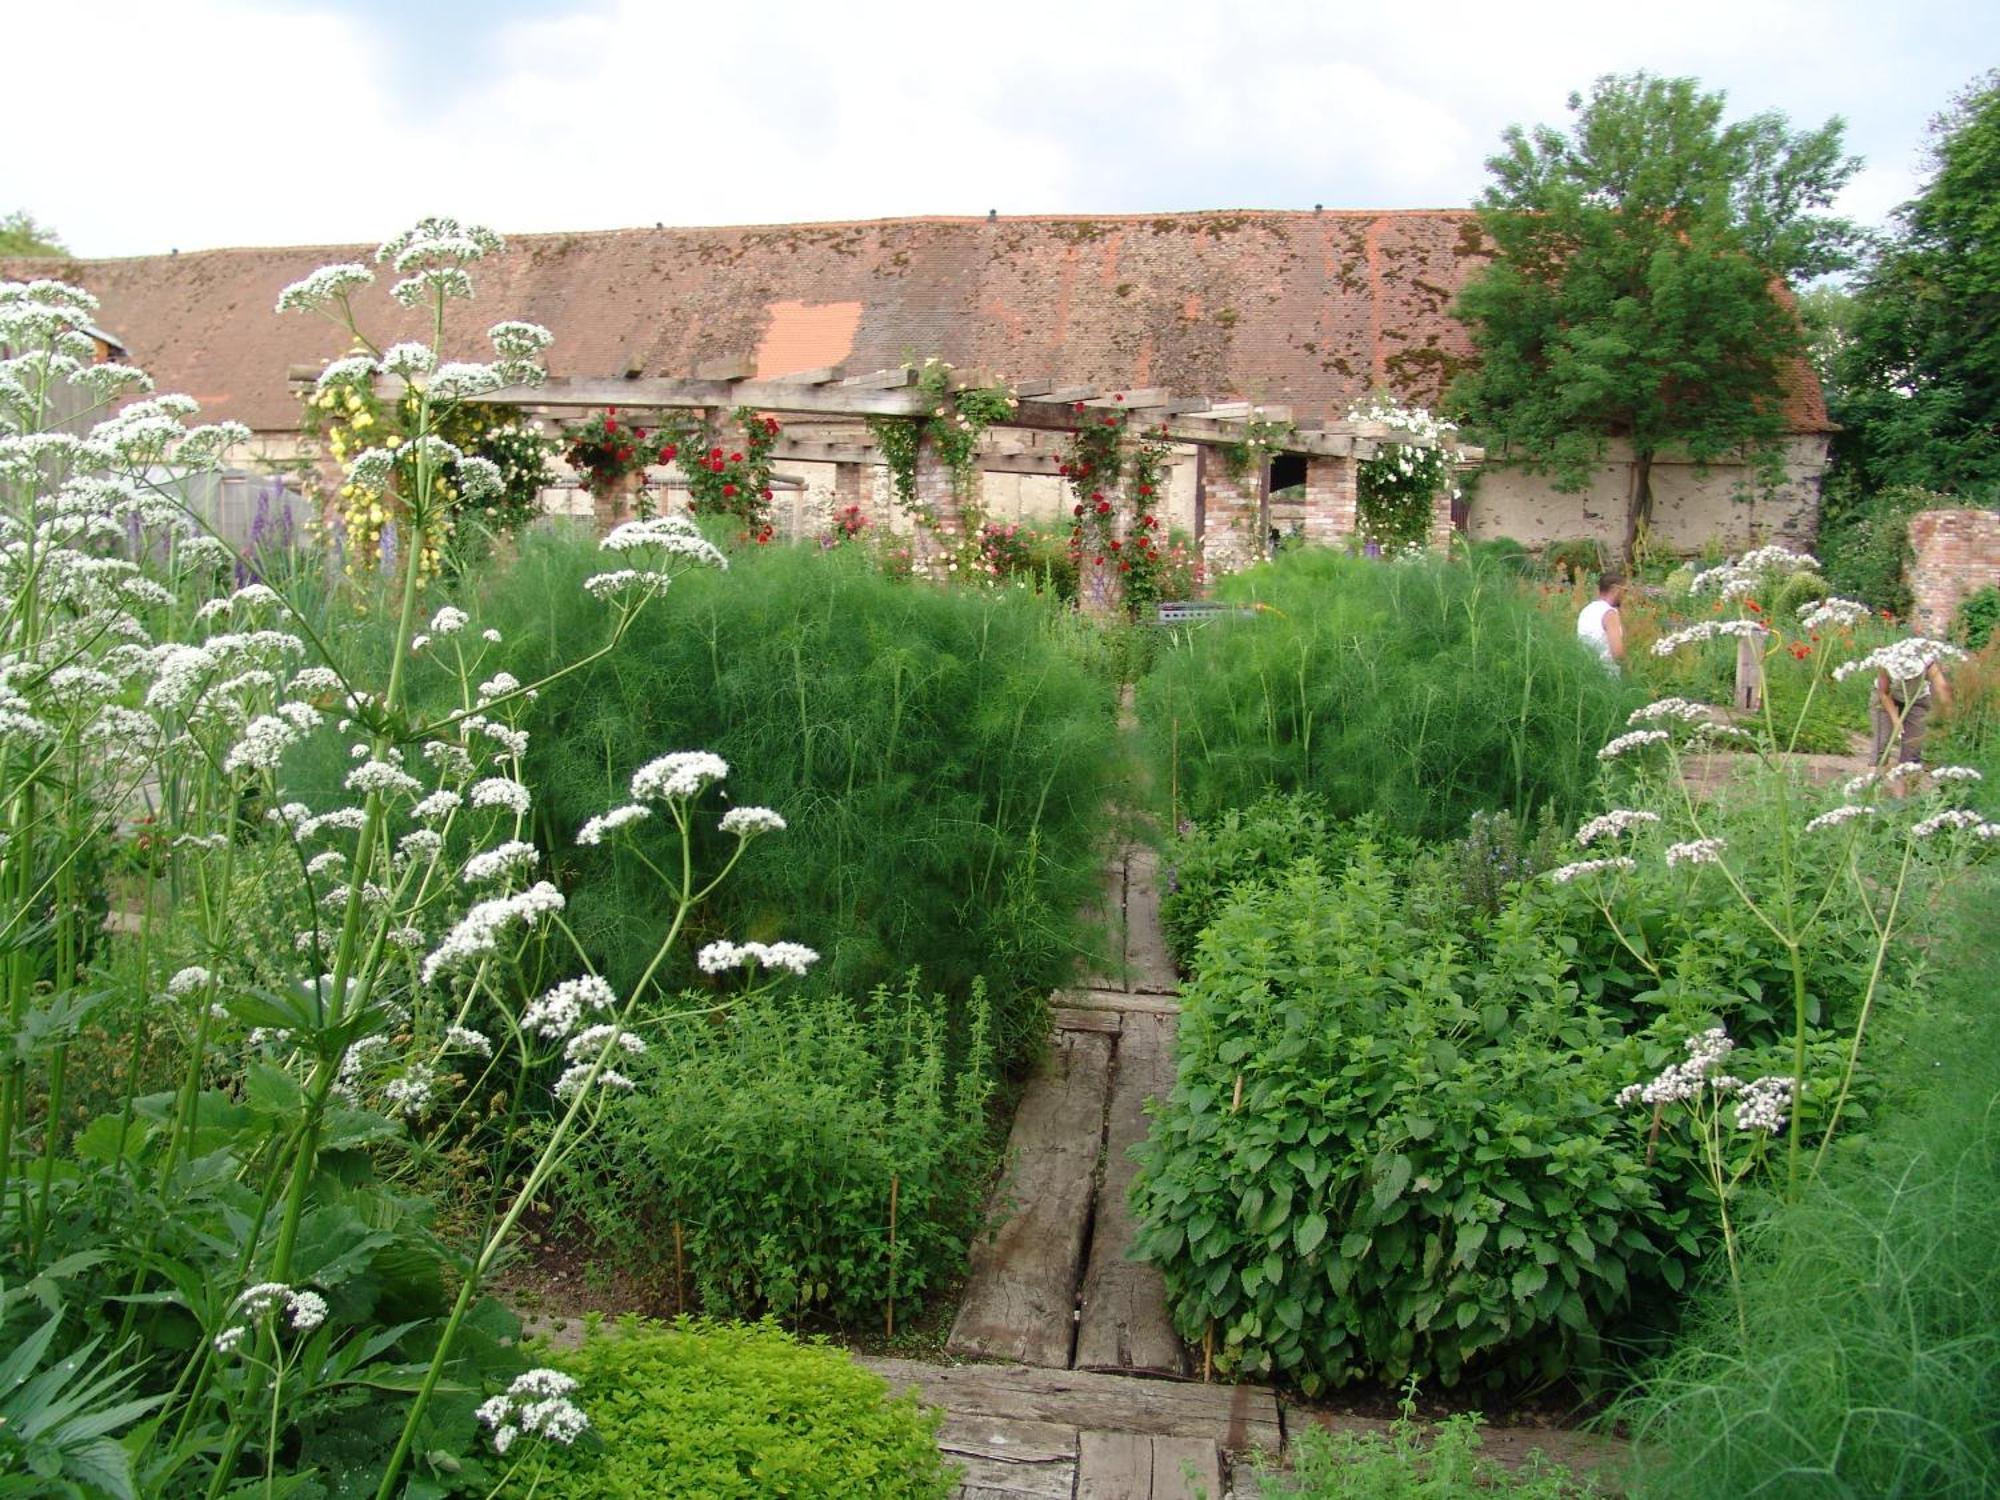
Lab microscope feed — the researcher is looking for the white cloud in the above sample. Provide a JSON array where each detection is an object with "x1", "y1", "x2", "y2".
[{"x1": 4, "y1": 0, "x2": 1983, "y2": 257}]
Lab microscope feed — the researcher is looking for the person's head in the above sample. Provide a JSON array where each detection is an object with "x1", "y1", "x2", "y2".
[{"x1": 1598, "y1": 570, "x2": 1627, "y2": 604}]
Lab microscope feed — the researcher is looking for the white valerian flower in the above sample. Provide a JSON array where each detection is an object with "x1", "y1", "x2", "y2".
[
  {"x1": 630, "y1": 751, "x2": 728, "y2": 803},
  {"x1": 564, "y1": 1024, "x2": 647, "y2": 1061},
  {"x1": 314, "y1": 354, "x2": 377, "y2": 390},
  {"x1": 583, "y1": 568, "x2": 662, "y2": 600},
  {"x1": 1650, "y1": 619, "x2": 1768, "y2": 656},
  {"x1": 1927, "y1": 765, "x2": 1983, "y2": 784},
  {"x1": 1798, "y1": 597, "x2": 1873, "y2": 632},
  {"x1": 695, "y1": 939, "x2": 819, "y2": 977},
  {"x1": 719, "y1": 806, "x2": 786, "y2": 837},
  {"x1": 1733, "y1": 1075, "x2": 1795, "y2": 1134},
  {"x1": 166, "y1": 966, "x2": 213, "y2": 997},
  {"x1": 476, "y1": 671, "x2": 524, "y2": 703},
  {"x1": 412, "y1": 789, "x2": 463, "y2": 822},
  {"x1": 428, "y1": 364, "x2": 503, "y2": 401},
  {"x1": 477, "y1": 1368, "x2": 589, "y2": 1456},
  {"x1": 1546, "y1": 856, "x2": 1638, "y2": 885},
  {"x1": 346, "y1": 447, "x2": 397, "y2": 492},
  {"x1": 1842, "y1": 763, "x2": 1927, "y2": 797},
  {"x1": 1911, "y1": 809, "x2": 2000, "y2": 840},
  {"x1": 470, "y1": 777, "x2": 531, "y2": 816},
  {"x1": 577, "y1": 804, "x2": 650, "y2": 845},
  {"x1": 222, "y1": 714, "x2": 302, "y2": 774},
  {"x1": 219, "y1": 1282, "x2": 330, "y2": 1353},
  {"x1": 422, "y1": 882, "x2": 566, "y2": 983},
  {"x1": 482, "y1": 628, "x2": 503, "y2": 644},
  {"x1": 488, "y1": 321, "x2": 555, "y2": 359},
  {"x1": 1805, "y1": 804, "x2": 1878, "y2": 834},
  {"x1": 1616, "y1": 1027, "x2": 1737, "y2": 1108},
  {"x1": 1832, "y1": 636, "x2": 1966, "y2": 687},
  {"x1": 383, "y1": 1062, "x2": 438, "y2": 1118},
  {"x1": 306, "y1": 851, "x2": 347, "y2": 878},
  {"x1": 380, "y1": 341, "x2": 437, "y2": 378},
  {"x1": 1598, "y1": 729, "x2": 1670, "y2": 761},
  {"x1": 600, "y1": 518, "x2": 728, "y2": 570},
  {"x1": 454, "y1": 454, "x2": 505, "y2": 505},
  {"x1": 520, "y1": 974, "x2": 617, "y2": 1039},
  {"x1": 297, "y1": 807, "x2": 368, "y2": 838},
  {"x1": 444, "y1": 1024, "x2": 493, "y2": 1056},
  {"x1": 398, "y1": 828, "x2": 445, "y2": 861},
  {"x1": 1628, "y1": 697, "x2": 1714, "y2": 726},
  {"x1": 346, "y1": 759, "x2": 423, "y2": 797},
  {"x1": 430, "y1": 606, "x2": 470, "y2": 637},
  {"x1": 461, "y1": 840, "x2": 539, "y2": 883},
  {"x1": 1666, "y1": 837, "x2": 1726, "y2": 868},
  {"x1": 276, "y1": 263, "x2": 375, "y2": 313},
  {"x1": 1575, "y1": 809, "x2": 1659, "y2": 847},
  {"x1": 551, "y1": 1062, "x2": 637, "y2": 1101}
]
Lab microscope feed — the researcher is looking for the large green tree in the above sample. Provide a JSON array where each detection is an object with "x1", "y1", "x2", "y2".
[
  {"x1": 1836, "y1": 72, "x2": 2000, "y2": 496},
  {"x1": 1451, "y1": 74, "x2": 1860, "y2": 562}
]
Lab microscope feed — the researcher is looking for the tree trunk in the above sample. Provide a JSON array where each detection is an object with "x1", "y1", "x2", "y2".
[{"x1": 1622, "y1": 449, "x2": 1656, "y2": 567}]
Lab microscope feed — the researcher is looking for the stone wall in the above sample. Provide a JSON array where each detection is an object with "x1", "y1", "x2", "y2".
[
  {"x1": 1908, "y1": 508, "x2": 2000, "y2": 637},
  {"x1": 1466, "y1": 435, "x2": 1829, "y2": 554}
]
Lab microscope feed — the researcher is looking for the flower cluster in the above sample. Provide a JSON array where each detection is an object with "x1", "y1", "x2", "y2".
[
  {"x1": 476, "y1": 1368, "x2": 589, "y2": 1456},
  {"x1": 1665, "y1": 837, "x2": 1727, "y2": 868},
  {"x1": 1546, "y1": 856, "x2": 1637, "y2": 884},
  {"x1": 213, "y1": 1282, "x2": 330, "y2": 1354},
  {"x1": 1575, "y1": 808, "x2": 1660, "y2": 846},
  {"x1": 696, "y1": 939, "x2": 820, "y2": 977},
  {"x1": 1830, "y1": 635, "x2": 1966, "y2": 687},
  {"x1": 563, "y1": 406, "x2": 670, "y2": 499},
  {"x1": 1616, "y1": 1027, "x2": 1736, "y2": 1108},
  {"x1": 1598, "y1": 728, "x2": 1670, "y2": 761},
  {"x1": 1346, "y1": 393, "x2": 1460, "y2": 552}
]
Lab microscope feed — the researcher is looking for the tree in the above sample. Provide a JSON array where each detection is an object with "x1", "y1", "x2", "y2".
[
  {"x1": 1450, "y1": 74, "x2": 1861, "y2": 563},
  {"x1": 1836, "y1": 72, "x2": 2000, "y2": 497},
  {"x1": 0, "y1": 210, "x2": 65, "y2": 257}
]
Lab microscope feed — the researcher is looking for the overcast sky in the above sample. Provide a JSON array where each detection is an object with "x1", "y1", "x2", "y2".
[{"x1": 7, "y1": 0, "x2": 1990, "y2": 260}]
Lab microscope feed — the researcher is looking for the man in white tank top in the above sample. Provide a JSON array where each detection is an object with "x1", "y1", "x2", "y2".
[{"x1": 1577, "y1": 571, "x2": 1626, "y2": 671}]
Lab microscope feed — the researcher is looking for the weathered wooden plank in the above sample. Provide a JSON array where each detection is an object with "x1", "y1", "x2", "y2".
[
  {"x1": 1080, "y1": 857, "x2": 1127, "y2": 994},
  {"x1": 947, "y1": 1029, "x2": 1115, "y2": 1366},
  {"x1": 944, "y1": 1414, "x2": 1080, "y2": 1499},
  {"x1": 483, "y1": 375, "x2": 931, "y2": 416},
  {"x1": 769, "y1": 364, "x2": 842, "y2": 385},
  {"x1": 1053, "y1": 1006, "x2": 1123, "y2": 1036},
  {"x1": 1121, "y1": 845, "x2": 1178, "y2": 995},
  {"x1": 1151, "y1": 1437, "x2": 1223, "y2": 1500},
  {"x1": 841, "y1": 364, "x2": 919, "y2": 388},
  {"x1": 692, "y1": 354, "x2": 757, "y2": 381},
  {"x1": 1057, "y1": 988, "x2": 1181, "y2": 1017},
  {"x1": 1023, "y1": 385, "x2": 1101, "y2": 404},
  {"x1": 940, "y1": 1414, "x2": 1079, "y2": 1465},
  {"x1": 859, "y1": 1360, "x2": 1284, "y2": 1453},
  {"x1": 1078, "y1": 1431, "x2": 1151, "y2": 1499},
  {"x1": 1075, "y1": 1014, "x2": 1187, "y2": 1377},
  {"x1": 1084, "y1": 387, "x2": 1173, "y2": 409},
  {"x1": 1010, "y1": 377, "x2": 1059, "y2": 398}
]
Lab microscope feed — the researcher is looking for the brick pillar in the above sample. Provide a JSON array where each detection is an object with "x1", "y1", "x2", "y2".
[
  {"x1": 1429, "y1": 486, "x2": 1456, "y2": 551},
  {"x1": 1299, "y1": 455, "x2": 1358, "y2": 549},
  {"x1": 834, "y1": 460, "x2": 865, "y2": 519},
  {"x1": 591, "y1": 471, "x2": 642, "y2": 533},
  {"x1": 910, "y1": 431, "x2": 964, "y2": 579},
  {"x1": 1201, "y1": 459, "x2": 1262, "y2": 578}
]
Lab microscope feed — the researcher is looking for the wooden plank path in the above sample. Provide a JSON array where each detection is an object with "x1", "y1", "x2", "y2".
[{"x1": 949, "y1": 839, "x2": 1188, "y2": 1376}]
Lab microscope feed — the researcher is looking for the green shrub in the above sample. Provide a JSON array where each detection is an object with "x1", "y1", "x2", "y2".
[
  {"x1": 1159, "y1": 792, "x2": 1338, "y2": 968},
  {"x1": 1542, "y1": 538, "x2": 1606, "y2": 582},
  {"x1": 483, "y1": 534, "x2": 1119, "y2": 1063},
  {"x1": 1614, "y1": 877, "x2": 2000, "y2": 1500},
  {"x1": 529, "y1": 1319, "x2": 955, "y2": 1499},
  {"x1": 1954, "y1": 584, "x2": 2000, "y2": 651},
  {"x1": 556, "y1": 978, "x2": 995, "y2": 1328},
  {"x1": 1131, "y1": 852, "x2": 1695, "y2": 1393},
  {"x1": 1138, "y1": 550, "x2": 1639, "y2": 839},
  {"x1": 1817, "y1": 483, "x2": 1955, "y2": 615}
]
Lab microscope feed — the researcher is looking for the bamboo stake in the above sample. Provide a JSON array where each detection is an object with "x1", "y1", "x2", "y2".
[{"x1": 886, "y1": 1173, "x2": 900, "y2": 1340}]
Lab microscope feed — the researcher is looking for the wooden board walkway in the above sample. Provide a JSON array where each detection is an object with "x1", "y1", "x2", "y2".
[{"x1": 949, "y1": 837, "x2": 1189, "y2": 1377}]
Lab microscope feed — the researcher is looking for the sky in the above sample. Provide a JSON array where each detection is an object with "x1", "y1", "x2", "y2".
[{"x1": 6, "y1": 0, "x2": 1991, "y2": 260}]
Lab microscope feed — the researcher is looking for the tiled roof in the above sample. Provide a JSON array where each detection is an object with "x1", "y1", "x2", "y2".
[{"x1": 3, "y1": 210, "x2": 1832, "y2": 434}]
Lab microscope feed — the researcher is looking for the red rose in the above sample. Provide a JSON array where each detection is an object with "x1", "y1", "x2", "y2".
[
  {"x1": 1073, "y1": 503, "x2": 1085, "y2": 517},
  {"x1": 709, "y1": 446, "x2": 724, "y2": 460},
  {"x1": 1139, "y1": 484, "x2": 1153, "y2": 497},
  {"x1": 761, "y1": 487, "x2": 772, "y2": 500},
  {"x1": 1110, "y1": 539, "x2": 1122, "y2": 550},
  {"x1": 723, "y1": 483, "x2": 738, "y2": 498},
  {"x1": 605, "y1": 419, "x2": 619, "y2": 435},
  {"x1": 1102, "y1": 415, "x2": 1118, "y2": 427},
  {"x1": 730, "y1": 452, "x2": 743, "y2": 463},
  {"x1": 617, "y1": 446, "x2": 634, "y2": 461},
  {"x1": 764, "y1": 417, "x2": 779, "y2": 435},
  {"x1": 634, "y1": 427, "x2": 648, "y2": 441},
  {"x1": 1096, "y1": 500, "x2": 1111, "y2": 515},
  {"x1": 660, "y1": 444, "x2": 678, "y2": 462},
  {"x1": 1119, "y1": 561, "x2": 1131, "y2": 573},
  {"x1": 608, "y1": 406, "x2": 618, "y2": 415},
  {"x1": 1091, "y1": 490, "x2": 1103, "y2": 501},
  {"x1": 709, "y1": 457, "x2": 725, "y2": 473},
  {"x1": 1072, "y1": 401, "x2": 1086, "y2": 413}
]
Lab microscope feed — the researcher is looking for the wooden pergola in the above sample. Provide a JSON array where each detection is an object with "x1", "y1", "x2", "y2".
[{"x1": 475, "y1": 359, "x2": 1482, "y2": 579}]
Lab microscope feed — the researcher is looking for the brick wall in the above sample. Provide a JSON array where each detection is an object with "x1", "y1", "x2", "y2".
[
  {"x1": 1908, "y1": 508, "x2": 2000, "y2": 636},
  {"x1": 1201, "y1": 462, "x2": 1262, "y2": 577}
]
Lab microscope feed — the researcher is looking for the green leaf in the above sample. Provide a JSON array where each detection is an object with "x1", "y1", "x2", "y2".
[
  {"x1": 1371, "y1": 1154, "x2": 1413, "y2": 1212},
  {"x1": 1295, "y1": 1213, "x2": 1329, "y2": 1257}
]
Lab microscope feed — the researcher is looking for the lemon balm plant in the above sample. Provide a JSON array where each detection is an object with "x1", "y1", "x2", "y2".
[{"x1": 0, "y1": 223, "x2": 812, "y2": 1497}]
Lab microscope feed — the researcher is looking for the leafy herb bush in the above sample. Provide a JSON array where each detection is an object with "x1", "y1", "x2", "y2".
[
  {"x1": 1138, "y1": 549, "x2": 1639, "y2": 839},
  {"x1": 556, "y1": 978, "x2": 996, "y2": 1328},
  {"x1": 1131, "y1": 851, "x2": 1697, "y2": 1392},
  {"x1": 485, "y1": 535, "x2": 1120, "y2": 1063},
  {"x1": 531, "y1": 1319, "x2": 956, "y2": 1499},
  {"x1": 1158, "y1": 792, "x2": 1337, "y2": 968},
  {"x1": 1614, "y1": 878, "x2": 2000, "y2": 1500}
]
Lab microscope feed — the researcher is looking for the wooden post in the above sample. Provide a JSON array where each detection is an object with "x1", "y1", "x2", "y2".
[{"x1": 1734, "y1": 631, "x2": 1765, "y2": 712}]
